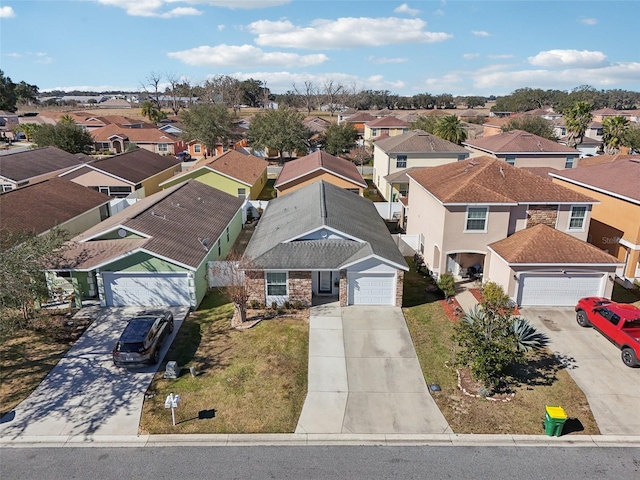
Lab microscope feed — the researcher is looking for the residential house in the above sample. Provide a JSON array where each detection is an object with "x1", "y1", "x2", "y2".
[
  {"x1": 91, "y1": 123, "x2": 185, "y2": 155},
  {"x1": 363, "y1": 116, "x2": 410, "y2": 146},
  {"x1": 97, "y1": 98, "x2": 132, "y2": 109},
  {"x1": 0, "y1": 177, "x2": 111, "y2": 237},
  {"x1": 372, "y1": 129, "x2": 470, "y2": 201},
  {"x1": 274, "y1": 151, "x2": 367, "y2": 196},
  {"x1": 550, "y1": 158, "x2": 640, "y2": 283},
  {"x1": 58, "y1": 149, "x2": 182, "y2": 198},
  {"x1": 405, "y1": 157, "x2": 620, "y2": 306},
  {"x1": 48, "y1": 180, "x2": 244, "y2": 308},
  {"x1": 340, "y1": 112, "x2": 377, "y2": 143},
  {"x1": 160, "y1": 149, "x2": 268, "y2": 200},
  {"x1": 463, "y1": 129, "x2": 581, "y2": 169},
  {"x1": 243, "y1": 181, "x2": 408, "y2": 307},
  {"x1": 0, "y1": 146, "x2": 88, "y2": 192}
]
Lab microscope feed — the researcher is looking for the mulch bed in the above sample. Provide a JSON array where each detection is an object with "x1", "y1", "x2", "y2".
[
  {"x1": 457, "y1": 367, "x2": 516, "y2": 402},
  {"x1": 440, "y1": 297, "x2": 464, "y2": 321},
  {"x1": 469, "y1": 288, "x2": 521, "y2": 316}
]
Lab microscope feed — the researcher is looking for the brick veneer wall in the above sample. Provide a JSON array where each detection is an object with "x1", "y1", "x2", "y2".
[
  {"x1": 288, "y1": 271, "x2": 312, "y2": 307},
  {"x1": 395, "y1": 270, "x2": 404, "y2": 307},
  {"x1": 527, "y1": 205, "x2": 558, "y2": 228},
  {"x1": 246, "y1": 270, "x2": 265, "y2": 306}
]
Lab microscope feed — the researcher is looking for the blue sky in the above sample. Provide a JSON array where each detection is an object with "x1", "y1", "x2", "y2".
[{"x1": 1, "y1": 0, "x2": 639, "y2": 96}]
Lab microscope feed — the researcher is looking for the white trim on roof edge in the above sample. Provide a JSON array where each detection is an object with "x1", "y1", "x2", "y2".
[
  {"x1": 549, "y1": 173, "x2": 640, "y2": 206},
  {"x1": 275, "y1": 166, "x2": 367, "y2": 189}
]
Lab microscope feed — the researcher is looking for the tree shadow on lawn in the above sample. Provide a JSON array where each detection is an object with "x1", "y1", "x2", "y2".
[{"x1": 506, "y1": 351, "x2": 577, "y2": 388}]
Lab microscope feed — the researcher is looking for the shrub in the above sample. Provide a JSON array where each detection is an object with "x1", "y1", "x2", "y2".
[
  {"x1": 437, "y1": 273, "x2": 456, "y2": 299},
  {"x1": 250, "y1": 300, "x2": 260, "y2": 309}
]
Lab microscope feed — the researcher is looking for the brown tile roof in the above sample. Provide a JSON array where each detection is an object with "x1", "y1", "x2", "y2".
[
  {"x1": 464, "y1": 129, "x2": 578, "y2": 154},
  {"x1": 344, "y1": 112, "x2": 377, "y2": 123},
  {"x1": 57, "y1": 239, "x2": 148, "y2": 270},
  {"x1": 274, "y1": 151, "x2": 366, "y2": 189},
  {"x1": 550, "y1": 158, "x2": 640, "y2": 203},
  {"x1": 0, "y1": 146, "x2": 88, "y2": 183},
  {"x1": 384, "y1": 167, "x2": 423, "y2": 184},
  {"x1": 366, "y1": 116, "x2": 410, "y2": 128},
  {"x1": 577, "y1": 153, "x2": 639, "y2": 168},
  {"x1": 64, "y1": 149, "x2": 180, "y2": 184},
  {"x1": 374, "y1": 129, "x2": 469, "y2": 153},
  {"x1": 407, "y1": 156, "x2": 595, "y2": 204},
  {"x1": 0, "y1": 178, "x2": 110, "y2": 236},
  {"x1": 489, "y1": 224, "x2": 621, "y2": 265},
  {"x1": 71, "y1": 180, "x2": 244, "y2": 269},
  {"x1": 202, "y1": 150, "x2": 267, "y2": 186},
  {"x1": 520, "y1": 166, "x2": 559, "y2": 180},
  {"x1": 91, "y1": 124, "x2": 178, "y2": 143}
]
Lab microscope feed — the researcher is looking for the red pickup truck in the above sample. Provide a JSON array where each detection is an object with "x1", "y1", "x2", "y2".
[{"x1": 575, "y1": 297, "x2": 640, "y2": 367}]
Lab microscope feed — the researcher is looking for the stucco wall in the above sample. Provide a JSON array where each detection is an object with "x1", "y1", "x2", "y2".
[
  {"x1": 277, "y1": 171, "x2": 363, "y2": 196},
  {"x1": 58, "y1": 207, "x2": 107, "y2": 237},
  {"x1": 65, "y1": 168, "x2": 130, "y2": 187},
  {"x1": 140, "y1": 166, "x2": 181, "y2": 197}
]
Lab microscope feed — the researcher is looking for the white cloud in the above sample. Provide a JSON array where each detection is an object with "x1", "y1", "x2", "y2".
[
  {"x1": 195, "y1": 0, "x2": 291, "y2": 9},
  {"x1": 488, "y1": 54, "x2": 515, "y2": 60},
  {"x1": 579, "y1": 17, "x2": 597, "y2": 26},
  {"x1": 463, "y1": 53, "x2": 479, "y2": 60},
  {"x1": 217, "y1": 24, "x2": 225, "y2": 31},
  {"x1": 528, "y1": 49, "x2": 607, "y2": 68},
  {"x1": 433, "y1": 9, "x2": 445, "y2": 16},
  {"x1": 35, "y1": 57, "x2": 54, "y2": 65},
  {"x1": 167, "y1": 44, "x2": 329, "y2": 68},
  {"x1": 97, "y1": 0, "x2": 284, "y2": 17},
  {"x1": 471, "y1": 30, "x2": 492, "y2": 37},
  {"x1": 0, "y1": 6, "x2": 15, "y2": 17},
  {"x1": 424, "y1": 73, "x2": 464, "y2": 93},
  {"x1": 159, "y1": 7, "x2": 202, "y2": 18},
  {"x1": 5, "y1": 52, "x2": 22, "y2": 58},
  {"x1": 369, "y1": 56, "x2": 409, "y2": 65},
  {"x1": 394, "y1": 3, "x2": 420, "y2": 16},
  {"x1": 248, "y1": 17, "x2": 452, "y2": 49}
]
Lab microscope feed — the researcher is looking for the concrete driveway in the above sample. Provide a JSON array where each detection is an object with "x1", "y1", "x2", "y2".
[
  {"x1": 521, "y1": 307, "x2": 640, "y2": 435},
  {"x1": 296, "y1": 303, "x2": 451, "y2": 434},
  {"x1": 0, "y1": 305, "x2": 189, "y2": 439}
]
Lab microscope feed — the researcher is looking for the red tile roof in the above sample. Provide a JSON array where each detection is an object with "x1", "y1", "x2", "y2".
[
  {"x1": 366, "y1": 116, "x2": 410, "y2": 128},
  {"x1": 374, "y1": 129, "x2": 469, "y2": 153},
  {"x1": 201, "y1": 149, "x2": 268, "y2": 186},
  {"x1": 464, "y1": 129, "x2": 578, "y2": 154},
  {"x1": 407, "y1": 156, "x2": 595, "y2": 204},
  {"x1": 275, "y1": 151, "x2": 366, "y2": 189},
  {"x1": 91, "y1": 124, "x2": 178, "y2": 143},
  {"x1": 489, "y1": 224, "x2": 621, "y2": 264}
]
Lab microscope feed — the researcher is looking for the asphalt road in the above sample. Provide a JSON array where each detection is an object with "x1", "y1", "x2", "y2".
[{"x1": 2, "y1": 446, "x2": 639, "y2": 480}]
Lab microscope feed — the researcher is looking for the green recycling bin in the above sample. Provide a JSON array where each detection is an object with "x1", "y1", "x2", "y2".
[{"x1": 544, "y1": 405, "x2": 567, "y2": 437}]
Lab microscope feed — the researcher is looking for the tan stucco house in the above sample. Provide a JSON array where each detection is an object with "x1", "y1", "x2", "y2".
[{"x1": 405, "y1": 157, "x2": 620, "y2": 306}]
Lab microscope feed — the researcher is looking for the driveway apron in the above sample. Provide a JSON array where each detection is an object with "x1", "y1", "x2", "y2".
[
  {"x1": 0, "y1": 306, "x2": 189, "y2": 439},
  {"x1": 521, "y1": 307, "x2": 640, "y2": 435},
  {"x1": 296, "y1": 303, "x2": 451, "y2": 434}
]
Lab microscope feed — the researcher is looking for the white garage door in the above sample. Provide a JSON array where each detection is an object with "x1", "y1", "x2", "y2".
[
  {"x1": 349, "y1": 273, "x2": 395, "y2": 305},
  {"x1": 102, "y1": 272, "x2": 191, "y2": 307},
  {"x1": 518, "y1": 273, "x2": 604, "y2": 307}
]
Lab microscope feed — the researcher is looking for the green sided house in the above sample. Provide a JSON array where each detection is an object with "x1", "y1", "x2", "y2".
[
  {"x1": 48, "y1": 179, "x2": 244, "y2": 308},
  {"x1": 160, "y1": 149, "x2": 268, "y2": 200}
]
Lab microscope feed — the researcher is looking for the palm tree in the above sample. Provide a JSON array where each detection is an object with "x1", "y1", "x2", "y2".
[
  {"x1": 434, "y1": 115, "x2": 467, "y2": 144},
  {"x1": 564, "y1": 101, "x2": 593, "y2": 148},
  {"x1": 602, "y1": 115, "x2": 630, "y2": 154}
]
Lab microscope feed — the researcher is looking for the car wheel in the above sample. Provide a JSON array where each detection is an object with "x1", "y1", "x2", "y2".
[
  {"x1": 576, "y1": 310, "x2": 591, "y2": 327},
  {"x1": 169, "y1": 320, "x2": 174, "y2": 333},
  {"x1": 153, "y1": 349, "x2": 160, "y2": 364},
  {"x1": 621, "y1": 348, "x2": 638, "y2": 367}
]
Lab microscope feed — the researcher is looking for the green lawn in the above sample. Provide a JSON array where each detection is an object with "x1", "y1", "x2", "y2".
[{"x1": 140, "y1": 290, "x2": 309, "y2": 434}]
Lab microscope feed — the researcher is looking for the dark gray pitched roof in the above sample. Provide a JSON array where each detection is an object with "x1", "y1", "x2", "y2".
[
  {"x1": 244, "y1": 181, "x2": 407, "y2": 270},
  {"x1": 0, "y1": 146, "x2": 87, "y2": 182},
  {"x1": 75, "y1": 149, "x2": 181, "y2": 183}
]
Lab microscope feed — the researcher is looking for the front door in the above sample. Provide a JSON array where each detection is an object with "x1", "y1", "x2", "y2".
[{"x1": 319, "y1": 271, "x2": 332, "y2": 293}]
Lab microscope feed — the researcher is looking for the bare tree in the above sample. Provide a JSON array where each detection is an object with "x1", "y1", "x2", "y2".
[
  {"x1": 210, "y1": 252, "x2": 250, "y2": 328},
  {"x1": 293, "y1": 81, "x2": 318, "y2": 115},
  {"x1": 142, "y1": 71, "x2": 163, "y2": 109},
  {"x1": 164, "y1": 72, "x2": 182, "y2": 116},
  {"x1": 322, "y1": 80, "x2": 345, "y2": 116}
]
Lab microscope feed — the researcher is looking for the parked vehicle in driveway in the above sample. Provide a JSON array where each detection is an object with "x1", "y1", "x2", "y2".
[
  {"x1": 575, "y1": 297, "x2": 640, "y2": 367},
  {"x1": 113, "y1": 310, "x2": 174, "y2": 367},
  {"x1": 175, "y1": 151, "x2": 192, "y2": 162}
]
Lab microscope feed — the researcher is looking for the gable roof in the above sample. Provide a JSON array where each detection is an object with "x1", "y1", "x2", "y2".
[
  {"x1": 549, "y1": 158, "x2": 640, "y2": 204},
  {"x1": 61, "y1": 149, "x2": 180, "y2": 184},
  {"x1": 63, "y1": 180, "x2": 244, "y2": 270},
  {"x1": 366, "y1": 116, "x2": 410, "y2": 128},
  {"x1": 344, "y1": 112, "x2": 377, "y2": 123},
  {"x1": 0, "y1": 146, "x2": 88, "y2": 183},
  {"x1": 489, "y1": 224, "x2": 621, "y2": 265},
  {"x1": 374, "y1": 129, "x2": 469, "y2": 154},
  {"x1": 0, "y1": 177, "x2": 110, "y2": 236},
  {"x1": 204, "y1": 150, "x2": 267, "y2": 185},
  {"x1": 577, "y1": 153, "x2": 638, "y2": 168},
  {"x1": 91, "y1": 124, "x2": 178, "y2": 143},
  {"x1": 463, "y1": 130, "x2": 578, "y2": 154},
  {"x1": 244, "y1": 181, "x2": 407, "y2": 270},
  {"x1": 274, "y1": 151, "x2": 366, "y2": 189},
  {"x1": 407, "y1": 156, "x2": 595, "y2": 205}
]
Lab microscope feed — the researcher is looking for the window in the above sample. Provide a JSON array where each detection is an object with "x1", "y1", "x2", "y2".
[
  {"x1": 505, "y1": 155, "x2": 516, "y2": 166},
  {"x1": 568, "y1": 206, "x2": 587, "y2": 230},
  {"x1": 457, "y1": 154, "x2": 467, "y2": 161},
  {"x1": 346, "y1": 188, "x2": 360, "y2": 194},
  {"x1": 217, "y1": 240, "x2": 221, "y2": 256},
  {"x1": 158, "y1": 143, "x2": 168, "y2": 152},
  {"x1": 266, "y1": 272, "x2": 287, "y2": 296},
  {"x1": 372, "y1": 128, "x2": 379, "y2": 137},
  {"x1": 237, "y1": 187, "x2": 246, "y2": 199},
  {"x1": 194, "y1": 144, "x2": 202, "y2": 153},
  {"x1": 420, "y1": 233, "x2": 425, "y2": 254},
  {"x1": 396, "y1": 155, "x2": 407, "y2": 168},
  {"x1": 565, "y1": 155, "x2": 576, "y2": 168},
  {"x1": 1, "y1": 184, "x2": 14, "y2": 192},
  {"x1": 465, "y1": 207, "x2": 488, "y2": 231},
  {"x1": 226, "y1": 227, "x2": 230, "y2": 242}
]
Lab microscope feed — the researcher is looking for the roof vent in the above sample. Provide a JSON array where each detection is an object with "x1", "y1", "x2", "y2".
[{"x1": 468, "y1": 160, "x2": 478, "y2": 166}]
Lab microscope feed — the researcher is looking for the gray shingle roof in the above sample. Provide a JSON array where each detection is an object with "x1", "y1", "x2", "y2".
[
  {"x1": 244, "y1": 181, "x2": 407, "y2": 270},
  {"x1": 0, "y1": 146, "x2": 87, "y2": 182},
  {"x1": 375, "y1": 129, "x2": 470, "y2": 154}
]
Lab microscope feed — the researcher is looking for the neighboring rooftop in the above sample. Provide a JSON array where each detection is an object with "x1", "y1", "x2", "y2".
[
  {"x1": 274, "y1": 151, "x2": 366, "y2": 189},
  {"x1": 366, "y1": 116, "x2": 410, "y2": 128},
  {"x1": 0, "y1": 146, "x2": 88, "y2": 183},
  {"x1": 463, "y1": 129, "x2": 578, "y2": 154},
  {"x1": 374, "y1": 129, "x2": 470, "y2": 153},
  {"x1": 407, "y1": 156, "x2": 595, "y2": 205}
]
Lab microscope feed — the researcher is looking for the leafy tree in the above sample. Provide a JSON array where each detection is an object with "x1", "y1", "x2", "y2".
[
  {"x1": 0, "y1": 228, "x2": 70, "y2": 332},
  {"x1": 564, "y1": 101, "x2": 593, "y2": 147},
  {"x1": 411, "y1": 114, "x2": 442, "y2": 134},
  {"x1": 31, "y1": 120, "x2": 94, "y2": 154},
  {"x1": 502, "y1": 115, "x2": 557, "y2": 140},
  {"x1": 433, "y1": 115, "x2": 467, "y2": 144},
  {"x1": 247, "y1": 108, "x2": 310, "y2": 160},
  {"x1": 453, "y1": 283, "x2": 548, "y2": 389},
  {"x1": 12, "y1": 122, "x2": 38, "y2": 141},
  {"x1": 624, "y1": 124, "x2": 640, "y2": 153},
  {"x1": 180, "y1": 103, "x2": 235, "y2": 153},
  {"x1": 0, "y1": 70, "x2": 18, "y2": 112},
  {"x1": 602, "y1": 115, "x2": 630, "y2": 154},
  {"x1": 464, "y1": 96, "x2": 486, "y2": 108},
  {"x1": 141, "y1": 100, "x2": 166, "y2": 123},
  {"x1": 323, "y1": 122, "x2": 358, "y2": 156}
]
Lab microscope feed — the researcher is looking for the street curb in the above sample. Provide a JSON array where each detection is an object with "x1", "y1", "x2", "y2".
[{"x1": 2, "y1": 433, "x2": 640, "y2": 448}]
